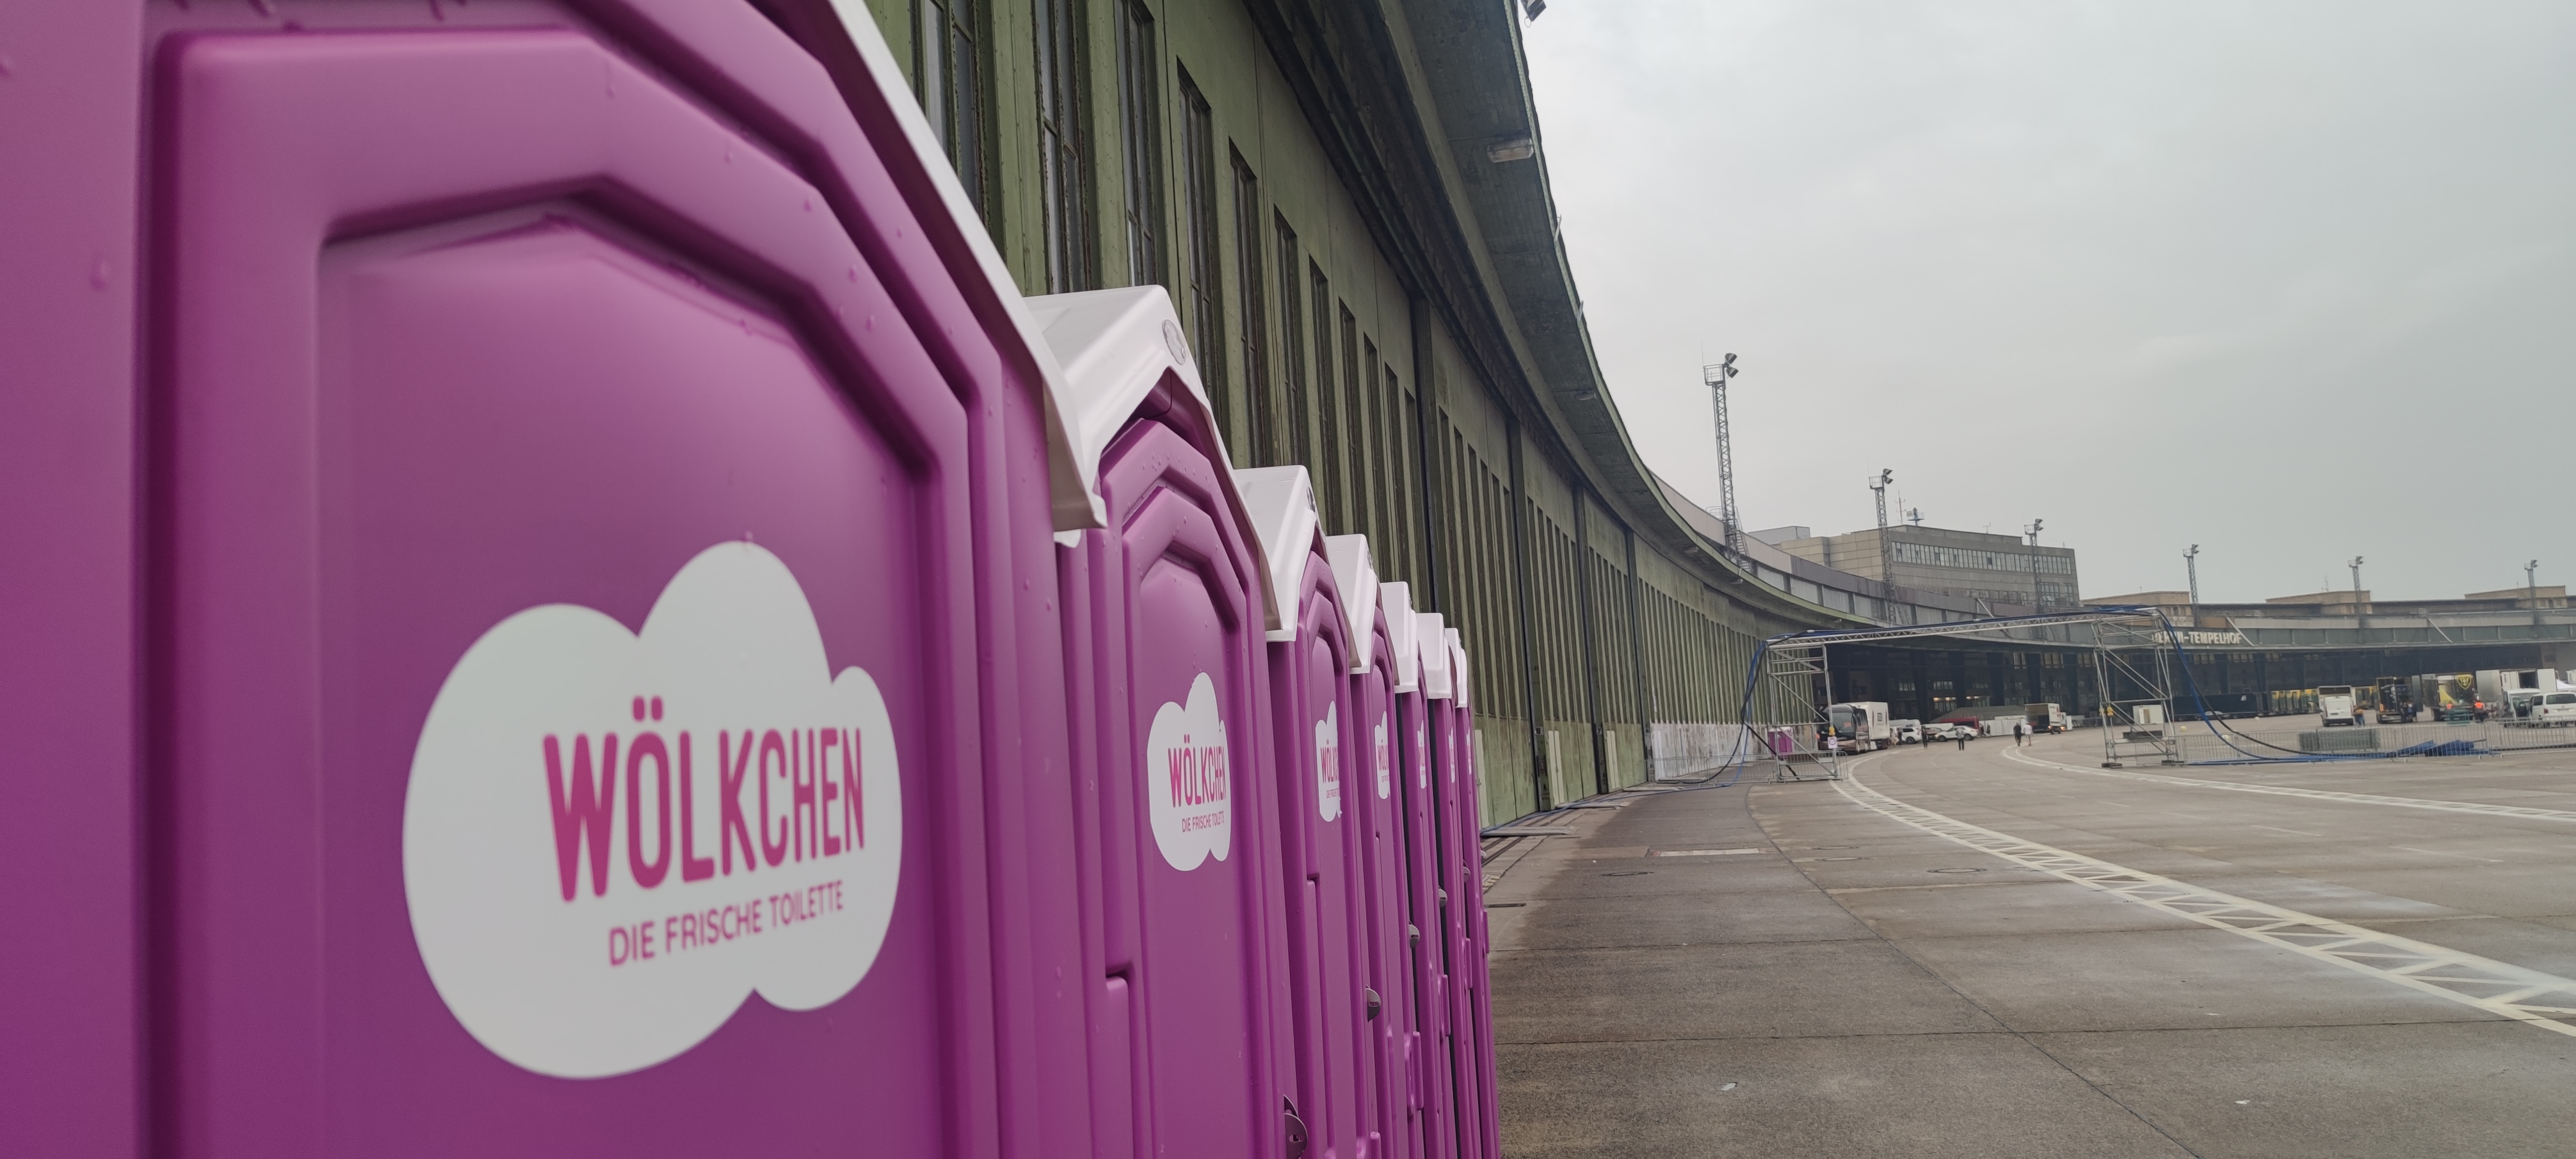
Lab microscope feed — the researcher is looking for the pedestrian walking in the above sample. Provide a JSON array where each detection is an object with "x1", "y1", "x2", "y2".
[
  {"x1": 2014, "y1": 720, "x2": 2029, "y2": 747},
  {"x1": 1953, "y1": 727, "x2": 1968, "y2": 752}
]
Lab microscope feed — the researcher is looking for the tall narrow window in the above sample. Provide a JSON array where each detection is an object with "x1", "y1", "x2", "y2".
[
  {"x1": 1343, "y1": 314, "x2": 1366, "y2": 537},
  {"x1": 1311, "y1": 267, "x2": 1339, "y2": 527},
  {"x1": 919, "y1": 0, "x2": 985, "y2": 218},
  {"x1": 1388, "y1": 364, "x2": 1414, "y2": 578},
  {"x1": 1177, "y1": 70, "x2": 1226, "y2": 440},
  {"x1": 1116, "y1": 2, "x2": 1162, "y2": 288},
  {"x1": 1276, "y1": 217, "x2": 1309, "y2": 470},
  {"x1": 1365, "y1": 340, "x2": 1390, "y2": 544},
  {"x1": 1229, "y1": 152, "x2": 1270, "y2": 464},
  {"x1": 1034, "y1": 0, "x2": 1090, "y2": 292}
]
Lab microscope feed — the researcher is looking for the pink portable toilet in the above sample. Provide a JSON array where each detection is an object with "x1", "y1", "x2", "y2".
[
  {"x1": 1377, "y1": 587, "x2": 1445, "y2": 1159},
  {"x1": 1237, "y1": 469, "x2": 1376, "y2": 1159},
  {"x1": 1411, "y1": 613, "x2": 1463, "y2": 1159},
  {"x1": 1331, "y1": 545, "x2": 1419, "y2": 1159},
  {"x1": 1381, "y1": 592, "x2": 1463, "y2": 1159},
  {"x1": 1447, "y1": 627, "x2": 1501, "y2": 1159},
  {"x1": 10, "y1": 4, "x2": 1094, "y2": 1156},
  {"x1": 1035, "y1": 285, "x2": 1296, "y2": 1159},
  {"x1": 1429, "y1": 624, "x2": 1492, "y2": 1159}
]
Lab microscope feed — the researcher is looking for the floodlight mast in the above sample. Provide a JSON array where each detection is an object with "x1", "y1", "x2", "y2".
[
  {"x1": 1705, "y1": 355, "x2": 1743, "y2": 555},
  {"x1": 2184, "y1": 544, "x2": 2201, "y2": 621},
  {"x1": 1868, "y1": 469, "x2": 1898, "y2": 621},
  {"x1": 2025, "y1": 518, "x2": 2045, "y2": 610}
]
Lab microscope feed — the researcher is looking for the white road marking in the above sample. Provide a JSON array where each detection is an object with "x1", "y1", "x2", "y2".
[
  {"x1": 2394, "y1": 846, "x2": 2506, "y2": 864},
  {"x1": 1653, "y1": 847, "x2": 1765, "y2": 857},
  {"x1": 2251, "y1": 825, "x2": 2323, "y2": 838},
  {"x1": 2004, "y1": 747, "x2": 2576, "y2": 824},
  {"x1": 1833, "y1": 770, "x2": 2576, "y2": 1039}
]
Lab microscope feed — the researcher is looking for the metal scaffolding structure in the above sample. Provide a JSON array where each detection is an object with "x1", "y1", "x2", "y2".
[
  {"x1": 1731, "y1": 605, "x2": 2181, "y2": 781},
  {"x1": 1758, "y1": 640, "x2": 1840, "y2": 782},
  {"x1": 2091, "y1": 614, "x2": 2183, "y2": 767}
]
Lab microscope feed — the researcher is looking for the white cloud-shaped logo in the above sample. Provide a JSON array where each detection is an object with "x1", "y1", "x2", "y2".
[
  {"x1": 1146, "y1": 673, "x2": 1232, "y2": 870},
  {"x1": 402, "y1": 542, "x2": 902, "y2": 1079},
  {"x1": 1374, "y1": 717, "x2": 1392, "y2": 800},
  {"x1": 1316, "y1": 702, "x2": 1343, "y2": 822}
]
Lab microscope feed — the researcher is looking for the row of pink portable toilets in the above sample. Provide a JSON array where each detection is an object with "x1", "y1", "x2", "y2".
[
  {"x1": 1, "y1": 4, "x2": 1498, "y2": 1158},
  {"x1": 1036, "y1": 288, "x2": 1506, "y2": 1159}
]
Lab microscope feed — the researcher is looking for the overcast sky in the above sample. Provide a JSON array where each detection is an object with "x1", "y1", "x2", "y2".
[{"x1": 1523, "y1": 0, "x2": 2575, "y2": 604}]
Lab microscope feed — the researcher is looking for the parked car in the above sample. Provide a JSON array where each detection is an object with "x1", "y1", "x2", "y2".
[
  {"x1": 1890, "y1": 719, "x2": 1924, "y2": 744},
  {"x1": 1926, "y1": 722, "x2": 1976, "y2": 741}
]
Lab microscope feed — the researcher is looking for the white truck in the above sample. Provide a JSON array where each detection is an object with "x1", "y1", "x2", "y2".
[
  {"x1": 1827, "y1": 702, "x2": 1894, "y2": 752},
  {"x1": 2023, "y1": 702, "x2": 2070, "y2": 734},
  {"x1": 2318, "y1": 684, "x2": 2359, "y2": 727}
]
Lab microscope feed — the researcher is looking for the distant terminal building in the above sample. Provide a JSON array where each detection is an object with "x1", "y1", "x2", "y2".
[
  {"x1": 2085, "y1": 585, "x2": 2571, "y2": 628},
  {"x1": 1810, "y1": 579, "x2": 2576, "y2": 726},
  {"x1": 1763, "y1": 525, "x2": 2081, "y2": 614}
]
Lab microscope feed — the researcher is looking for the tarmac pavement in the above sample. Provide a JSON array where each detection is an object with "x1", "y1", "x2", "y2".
[{"x1": 1485, "y1": 719, "x2": 2576, "y2": 1158}]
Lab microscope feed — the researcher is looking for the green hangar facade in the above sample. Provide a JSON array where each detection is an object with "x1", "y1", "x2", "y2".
[{"x1": 821, "y1": 0, "x2": 1866, "y2": 823}]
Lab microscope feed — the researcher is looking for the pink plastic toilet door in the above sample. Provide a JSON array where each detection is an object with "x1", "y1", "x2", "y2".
[
  {"x1": 1270, "y1": 554, "x2": 1374, "y2": 1159},
  {"x1": 1353, "y1": 617, "x2": 1419, "y2": 1159},
  {"x1": 1393, "y1": 685, "x2": 1456, "y2": 1159},
  {"x1": 1069, "y1": 413, "x2": 1286, "y2": 1159},
  {"x1": 1432, "y1": 703, "x2": 1489, "y2": 1159},
  {"x1": 153, "y1": 22, "x2": 998, "y2": 1159}
]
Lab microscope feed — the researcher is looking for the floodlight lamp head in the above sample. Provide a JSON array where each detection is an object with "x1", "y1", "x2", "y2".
[{"x1": 1722, "y1": 352, "x2": 1737, "y2": 367}]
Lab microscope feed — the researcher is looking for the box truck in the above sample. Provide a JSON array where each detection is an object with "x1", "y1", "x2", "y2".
[
  {"x1": 2318, "y1": 685, "x2": 2359, "y2": 727},
  {"x1": 1828, "y1": 702, "x2": 1894, "y2": 751},
  {"x1": 2023, "y1": 703, "x2": 2070, "y2": 733}
]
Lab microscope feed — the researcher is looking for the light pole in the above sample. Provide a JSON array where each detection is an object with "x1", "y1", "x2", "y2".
[
  {"x1": 2348, "y1": 556, "x2": 2366, "y2": 632},
  {"x1": 1704, "y1": 355, "x2": 1742, "y2": 555},
  {"x1": 2529, "y1": 559, "x2": 2543, "y2": 628},
  {"x1": 2024, "y1": 519, "x2": 2045, "y2": 610},
  {"x1": 2184, "y1": 545, "x2": 2201, "y2": 623},
  {"x1": 1868, "y1": 469, "x2": 1896, "y2": 619}
]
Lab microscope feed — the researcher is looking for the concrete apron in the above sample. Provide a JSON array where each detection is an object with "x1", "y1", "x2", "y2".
[{"x1": 1482, "y1": 735, "x2": 2576, "y2": 1159}]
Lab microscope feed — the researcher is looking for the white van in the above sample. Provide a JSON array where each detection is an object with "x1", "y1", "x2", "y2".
[{"x1": 2532, "y1": 692, "x2": 2576, "y2": 728}]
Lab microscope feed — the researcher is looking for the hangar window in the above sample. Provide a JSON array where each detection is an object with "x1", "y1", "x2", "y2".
[
  {"x1": 1176, "y1": 68, "x2": 1225, "y2": 436},
  {"x1": 1230, "y1": 152, "x2": 1270, "y2": 463},
  {"x1": 1116, "y1": 0, "x2": 1161, "y2": 286},
  {"x1": 917, "y1": 0, "x2": 986, "y2": 218},
  {"x1": 1034, "y1": 0, "x2": 1091, "y2": 292}
]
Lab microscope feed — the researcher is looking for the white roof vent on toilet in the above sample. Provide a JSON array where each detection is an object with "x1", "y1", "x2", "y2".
[
  {"x1": 1325, "y1": 535, "x2": 1379, "y2": 674},
  {"x1": 1026, "y1": 285, "x2": 1277, "y2": 630},
  {"x1": 1379, "y1": 583, "x2": 1420, "y2": 693},
  {"x1": 1231, "y1": 465, "x2": 1320, "y2": 641},
  {"x1": 1418, "y1": 612, "x2": 1452, "y2": 701},
  {"x1": 1446, "y1": 627, "x2": 1471, "y2": 710}
]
